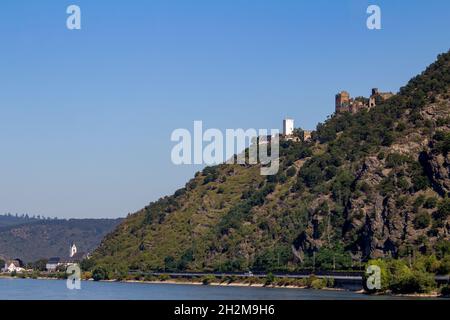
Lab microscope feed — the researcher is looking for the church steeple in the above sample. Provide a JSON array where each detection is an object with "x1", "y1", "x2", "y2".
[{"x1": 70, "y1": 242, "x2": 77, "y2": 258}]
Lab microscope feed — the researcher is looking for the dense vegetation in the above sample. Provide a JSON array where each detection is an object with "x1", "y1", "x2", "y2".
[
  {"x1": 89, "y1": 51, "x2": 450, "y2": 294},
  {"x1": 0, "y1": 214, "x2": 122, "y2": 262}
]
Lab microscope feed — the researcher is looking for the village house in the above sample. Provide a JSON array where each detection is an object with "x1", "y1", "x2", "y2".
[
  {"x1": 45, "y1": 257, "x2": 61, "y2": 272},
  {"x1": 3, "y1": 259, "x2": 25, "y2": 273}
]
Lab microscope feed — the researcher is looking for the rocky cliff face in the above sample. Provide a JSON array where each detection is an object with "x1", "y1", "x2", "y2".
[{"x1": 91, "y1": 51, "x2": 450, "y2": 273}]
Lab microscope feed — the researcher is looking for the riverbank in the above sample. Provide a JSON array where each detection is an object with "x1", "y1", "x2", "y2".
[
  {"x1": 1, "y1": 272, "x2": 447, "y2": 298},
  {"x1": 110, "y1": 278, "x2": 445, "y2": 298},
  {"x1": 0, "y1": 272, "x2": 349, "y2": 292},
  {"x1": 119, "y1": 278, "x2": 345, "y2": 291},
  {"x1": 0, "y1": 277, "x2": 409, "y2": 300}
]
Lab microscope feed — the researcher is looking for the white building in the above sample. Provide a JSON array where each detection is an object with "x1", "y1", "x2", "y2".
[
  {"x1": 70, "y1": 242, "x2": 77, "y2": 258},
  {"x1": 283, "y1": 118, "x2": 294, "y2": 136},
  {"x1": 3, "y1": 260, "x2": 25, "y2": 273},
  {"x1": 46, "y1": 257, "x2": 61, "y2": 272},
  {"x1": 46, "y1": 243, "x2": 87, "y2": 272}
]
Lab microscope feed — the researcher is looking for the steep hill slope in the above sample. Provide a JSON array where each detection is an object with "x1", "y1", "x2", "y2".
[
  {"x1": 91, "y1": 51, "x2": 450, "y2": 274},
  {"x1": 0, "y1": 216, "x2": 122, "y2": 262}
]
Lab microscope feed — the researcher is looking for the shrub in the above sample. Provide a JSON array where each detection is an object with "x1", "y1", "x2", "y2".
[
  {"x1": 414, "y1": 211, "x2": 431, "y2": 229},
  {"x1": 326, "y1": 277, "x2": 335, "y2": 288},
  {"x1": 158, "y1": 274, "x2": 170, "y2": 281},
  {"x1": 423, "y1": 197, "x2": 438, "y2": 209},
  {"x1": 144, "y1": 275, "x2": 157, "y2": 282},
  {"x1": 434, "y1": 131, "x2": 450, "y2": 155},
  {"x1": 438, "y1": 255, "x2": 450, "y2": 275},
  {"x1": 365, "y1": 259, "x2": 437, "y2": 294},
  {"x1": 440, "y1": 285, "x2": 450, "y2": 296},
  {"x1": 286, "y1": 167, "x2": 297, "y2": 177},
  {"x1": 310, "y1": 278, "x2": 327, "y2": 290},
  {"x1": 386, "y1": 153, "x2": 409, "y2": 168},
  {"x1": 82, "y1": 271, "x2": 93, "y2": 280},
  {"x1": 391, "y1": 269, "x2": 436, "y2": 294},
  {"x1": 413, "y1": 195, "x2": 426, "y2": 208},
  {"x1": 364, "y1": 259, "x2": 391, "y2": 292},
  {"x1": 434, "y1": 198, "x2": 450, "y2": 221},
  {"x1": 92, "y1": 267, "x2": 109, "y2": 281},
  {"x1": 201, "y1": 275, "x2": 216, "y2": 285},
  {"x1": 396, "y1": 196, "x2": 408, "y2": 208},
  {"x1": 265, "y1": 273, "x2": 275, "y2": 286}
]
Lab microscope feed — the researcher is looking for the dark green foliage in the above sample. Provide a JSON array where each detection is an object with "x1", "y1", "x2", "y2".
[
  {"x1": 434, "y1": 198, "x2": 450, "y2": 221},
  {"x1": 299, "y1": 163, "x2": 323, "y2": 187},
  {"x1": 435, "y1": 240, "x2": 450, "y2": 259},
  {"x1": 367, "y1": 259, "x2": 437, "y2": 294},
  {"x1": 414, "y1": 211, "x2": 431, "y2": 229},
  {"x1": 218, "y1": 182, "x2": 275, "y2": 235},
  {"x1": 441, "y1": 285, "x2": 450, "y2": 296},
  {"x1": 203, "y1": 166, "x2": 220, "y2": 184},
  {"x1": 414, "y1": 195, "x2": 426, "y2": 208},
  {"x1": 433, "y1": 131, "x2": 450, "y2": 155},
  {"x1": 386, "y1": 153, "x2": 410, "y2": 168},
  {"x1": 330, "y1": 170, "x2": 354, "y2": 206},
  {"x1": 252, "y1": 245, "x2": 292, "y2": 272},
  {"x1": 396, "y1": 196, "x2": 408, "y2": 208},
  {"x1": 438, "y1": 256, "x2": 450, "y2": 275},
  {"x1": 265, "y1": 272, "x2": 275, "y2": 285},
  {"x1": 0, "y1": 216, "x2": 121, "y2": 263},
  {"x1": 80, "y1": 258, "x2": 95, "y2": 272},
  {"x1": 144, "y1": 196, "x2": 181, "y2": 225},
  {"x1": 177, "y1": 249, "x2": 194, "y2": 271},
  {"x1": 92, "y1": 266, "x2": 109, "y2": 281},
  {"x1": 314, "y1": 246, "x2": 352, "y2": 270},
  {"x1": 286, "y1": 167, "x2": 297, "y2": 177},
  {"x1": 390, "y1": 269, "x2": 436, "y2": 294},
  {"x1": 174, "y1": 188, "x2": 186, "y2": 197},
  {"x1": 424, "y1": 197, "x2": 438, "y2": 209},
  {"x1": 409, "y1": 162, "x2": 430, "y2": 192},
  {"x1": 164, "y1": 256, "x2": 177, "y2": 272},
  {"x1": 27, "y1": 259, "x2": 48, "y2": 272}
]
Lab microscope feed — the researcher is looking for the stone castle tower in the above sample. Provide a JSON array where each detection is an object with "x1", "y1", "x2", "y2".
[
  {"x1": 335, "y1": 91, "x2": 350, "y2": 113},
  {"x1": 335, "y1": 88, "x2": 394, "y2": 114}
]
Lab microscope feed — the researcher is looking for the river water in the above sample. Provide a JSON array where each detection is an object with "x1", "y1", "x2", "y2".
[{"x1": 0, "y1": 278, "x2": 422, "y2": 300}]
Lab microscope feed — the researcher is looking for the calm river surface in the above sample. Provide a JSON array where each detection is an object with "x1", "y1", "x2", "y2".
[{"x1": 0, "y1": 278, "x2": 424, "y2": 300}]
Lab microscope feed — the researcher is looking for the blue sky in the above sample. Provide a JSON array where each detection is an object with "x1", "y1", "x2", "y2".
[{"x1": 0, "y1": 0, "x2": 449, "y2": 218}]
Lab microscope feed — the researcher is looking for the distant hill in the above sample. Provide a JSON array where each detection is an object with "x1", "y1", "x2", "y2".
[
  {"x1": 0, "y1": 215, "x2": 122, "y2": 262},
  {"x1": 91, "y1": 51, "x2": 450, "y2": 274}
]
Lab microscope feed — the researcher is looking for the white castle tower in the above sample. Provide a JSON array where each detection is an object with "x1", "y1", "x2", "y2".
[
  {"x1": 70, "y1": 243, "x2": 77, "y2": 258},
  {"x1": 283, "y1": 118, "x2": 294, "y2": 136}
]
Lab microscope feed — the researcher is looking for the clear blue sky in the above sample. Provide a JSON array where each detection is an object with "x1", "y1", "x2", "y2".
[{"x1": 0, "y1": 0, "x2": 449, "y2": 218}]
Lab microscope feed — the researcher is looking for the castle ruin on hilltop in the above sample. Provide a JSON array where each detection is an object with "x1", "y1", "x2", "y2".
[
  {"x1": 335, "y1": 88, "x2": 394, "y2": 114},
  {"x1": 262, "y1": 88, "x2": 393, "y2": 145}
]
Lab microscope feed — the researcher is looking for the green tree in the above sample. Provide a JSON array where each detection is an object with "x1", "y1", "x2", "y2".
[{"x1": 92, "y1": 266, "x2": 109, "y2": 281}]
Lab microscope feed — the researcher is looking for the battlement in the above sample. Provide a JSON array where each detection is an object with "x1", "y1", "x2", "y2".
[{"x1": 336, "y1": 88, "x2": 394, "y2": 114}]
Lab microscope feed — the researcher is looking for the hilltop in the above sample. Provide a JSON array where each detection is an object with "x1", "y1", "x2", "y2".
[{"x1": 91, "y1": 51, "x2": 450, "y2": 277}]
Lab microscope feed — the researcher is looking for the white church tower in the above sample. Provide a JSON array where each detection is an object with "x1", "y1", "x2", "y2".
[
  {"x1": 283, "y1": 118, "x2": 294, "y2": 136},
  {"x1": 70, "y1": 242, "x2": 77, "y2": 258}
]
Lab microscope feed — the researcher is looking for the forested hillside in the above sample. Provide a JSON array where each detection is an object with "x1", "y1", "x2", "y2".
[
  {"x1": 0, "y1": 215, "x2": 122, "y2": 262},
  {"x1": 91, "y1": 52, "x2": 450, "y2": 278}
]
